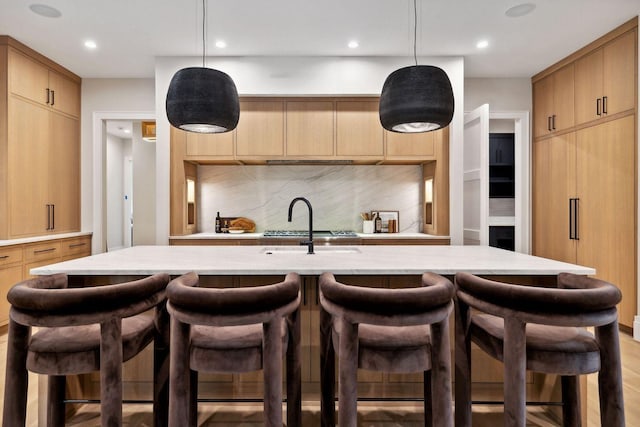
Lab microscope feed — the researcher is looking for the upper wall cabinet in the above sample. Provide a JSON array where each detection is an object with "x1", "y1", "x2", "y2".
[
  {"x1": 184, "y1": 131, "x2": 235, "y2": 161},
  {"x1": 285, "y1": 100, "x2": 334, "y2": 157},
  {"x1": 574, "y1": 29, "x2": 636, "y2": 125},
  {"x1": 8, "y1": 48, "x2": 80, "y2": 118},
  {"x1": 532, "y1": 64, "x2": 574, "y2": 138},
  {"x1": 236, "y1": 100, "x2": 285, "y2": 158},
  {"x1": 335, "y1": 100, "x2": 384, "y2": 158}
]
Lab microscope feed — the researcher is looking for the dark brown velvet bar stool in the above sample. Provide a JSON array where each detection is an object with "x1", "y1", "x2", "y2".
[
  {"x1": 166, "y1": 272, "x2": 301, "y2": 427},
  {"x1": 319, "y1": 272, "x2": 455, "y2": 427},
  {"x1": 454, "y1": 272, "x2": 625, "y2": 427},
  {"x1": 2, "y1": 272, "x2": 171, "y2": 427}
]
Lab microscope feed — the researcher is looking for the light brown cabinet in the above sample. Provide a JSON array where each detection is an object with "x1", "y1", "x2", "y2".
[
  {"x1": 532, "y1": 19, "x2": 637, "y2": 329},
  {"x1": 8, "y1": 48, "x2": 80, "y2": 118},
  {"x1": 285, "y1": 100, "x2": 335, "y2": 157},
  {"x1": 236, "y1": 100, "x2": 285, "y2": 157},
  {"x1": 575, "y1": 29, "x2": 636, "y2": 125},
  {"x1": 385, "y1": 128, "x2": 437, "y2": 159},
  {"x1": 0, "y1": 36, "x2": 81, "y2": 240},
  {"x1": 0, "y1": 234, "x2": 91, "y2": 326},
  {"x1": 184, "y1": 131, "x2": 235, "y2": 160},
  {"x1": 335, "y1": 100, "x2": 383, "y2": 158},
  {"x1": 532, "y1": 63, "x2": 574, "y2": 138}
]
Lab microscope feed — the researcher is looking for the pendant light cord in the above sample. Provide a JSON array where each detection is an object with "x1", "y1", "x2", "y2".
[
  {"x1": 413, "y1": 0, "x2": 418, "y2": 66},
  {"x1": 202, "y1": 0, "x2": 206, "y2": 68}
]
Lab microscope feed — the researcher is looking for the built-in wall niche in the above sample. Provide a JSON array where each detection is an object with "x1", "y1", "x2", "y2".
[
  {"x1": 421, "y1": 161, "x2": 446, "y2": 235},
  {"x1": 185, "y1": 162, "x2": 197, "y2": 234}
]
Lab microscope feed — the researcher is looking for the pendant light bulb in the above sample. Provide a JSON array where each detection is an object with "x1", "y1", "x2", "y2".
[{"x1": 165, "y1": 0, "x2": 240, "y2": 133}]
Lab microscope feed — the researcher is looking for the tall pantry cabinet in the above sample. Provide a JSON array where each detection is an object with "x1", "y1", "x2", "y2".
[
  {"x1": 532, "y1": 19, "x2": 637, "y2": 328},
  {"x1": 0, "y1": 36, "x2": 81, "y2": 239}
]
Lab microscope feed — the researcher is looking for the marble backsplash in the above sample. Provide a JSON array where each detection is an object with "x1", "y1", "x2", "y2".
[{"x1": 198, "y1": 165, "x2": 423, "y2": 233}]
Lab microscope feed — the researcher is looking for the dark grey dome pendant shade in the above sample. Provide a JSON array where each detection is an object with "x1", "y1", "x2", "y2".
[
  {"x1": 379, "y1": 65, "x2": 454, "y2": 133},
  {"x1": 166, "y1": 67, "x2": 240, "y2": 133}
]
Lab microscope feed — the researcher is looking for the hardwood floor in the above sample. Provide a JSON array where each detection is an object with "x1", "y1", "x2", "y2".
[{"x1": 0, "y1": 328, "x2": 637, "y2": 426}]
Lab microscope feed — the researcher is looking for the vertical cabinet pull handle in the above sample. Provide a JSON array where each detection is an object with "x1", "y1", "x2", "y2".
[
  {"x1": 569, "y1": 198, "x2": 580, "y2": 240},
  {"x1": 46, "y1": 204, "x2": 50, "y2": 230},
  {"x1": 302, "y1": 279, "x2": 307, "y2": 305},
  {"x1": 552, "y1": 115, "x2": 556, "y2": 130},
  {"x1": 46, "y1": 88, "x2": 50, "y2": 105},
  {"x1": 569, "y1": 199, "x2": 574, "y2": 240},
  {"x1": 574, "y1": 198, "x2": 579, "y2": 240},
  {"x1": 51, "y1": 204, "x2": 55, "y2": 230},
  {"x1": 602, "y1": 96, "x2": 607, "y2": 114},
  {"x1": 547, "y1": 116, "x2": 552, "y2": 131},
  {"x1": 597, "y1": 98, "x2": 602, "y2": 116},
  {"x1": 51, "y1": 90, "x2": 55, "y2": 106}
]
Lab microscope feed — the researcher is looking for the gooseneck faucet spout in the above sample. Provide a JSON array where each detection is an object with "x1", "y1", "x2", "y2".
[{"x1": 288, "y1": 197, "x2": 314, "y2": 254}]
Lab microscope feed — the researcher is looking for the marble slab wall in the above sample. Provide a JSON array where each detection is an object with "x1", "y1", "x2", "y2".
[{"x1": 198, "y1": 165, "x2": 423, "y2": 233}]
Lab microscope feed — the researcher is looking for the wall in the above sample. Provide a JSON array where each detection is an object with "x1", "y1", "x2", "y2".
[
  {"x1": 464, "y1": 78, "x2": 532, "y2": 112},
  {"x1": 81, "y1": 78, "x2": 155, "y2": 252},
  {"x1": 198, "y1": 165, "x2": 422, "y2": 233},
  {"x1": 106, "y1": 134, "x2": 128, "y2": 250},
  {"x1": 156, "y1": 55, "x2": 465, "y2": 244},
  {"x1": 131, "y1": 122, "x2": 157, "y2": 245}
]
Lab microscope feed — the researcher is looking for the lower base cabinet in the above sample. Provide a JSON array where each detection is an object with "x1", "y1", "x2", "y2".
[{"x1": 0, "y1": 235, "x2": 91, "y2": 326}]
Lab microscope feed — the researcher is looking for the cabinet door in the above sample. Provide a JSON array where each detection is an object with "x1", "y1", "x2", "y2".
[
  {"x1": 48, "y1": 70, "x2": 81, "y2": 118},
  {"x1": 575, "y1": 49, "x2": 604, "y2": 125},
  {"x1": 385, "y1": 129, "x2": 436, "y2": 158},
  {"x1": 551, "y1": 64, "x2": 575, "y2": 132},
  {"x1": 532, "y1": 133, "x2": 576, "y2": 264},
  {"x1": 336, "y1": 100, "x2": 383, "y2": 157},
  {"x1": 185, "y1": 131, "x2": 234, "y2": 157},
  {"x1": 8, "y1": 49, "x2": 49, "y2": 105},
  {"x1": 49, "y1": 112, "x2": 80, "y2": 233},
  {"x1": 603, "y1": 30, "x2": 636, "y2": 118},
  {"x1": 576, "y1": 116, "x2": 635, "y2": 327},
  {"x1": 532, "y1": 75, "x2": 554, "y2": 137},
  {"x1": 236, "y1": 100, "x2": 284, "y2": 156},
  {"x1": 8, "y1": 98, "x2": 49, "y2": 238},
  {"x1": 0, "y1": 264, "x2": 22, "y2": 325},
  {"x1": 286, "y1": 101, "x2": 334, "y2": 156}
]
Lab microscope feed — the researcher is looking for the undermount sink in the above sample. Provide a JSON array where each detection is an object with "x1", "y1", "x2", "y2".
[{"x1": 261, "y1": 246, "x2": 361, "y2": 255}]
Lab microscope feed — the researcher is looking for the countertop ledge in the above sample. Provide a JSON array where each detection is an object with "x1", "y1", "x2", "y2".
[
  {"x1": 0, "y1": 232, "x2": 93, "y2": 248},
  {"x1": 169, "y1": 232, "x2": 449, "y2": 240},
  {"x1": 31, "y1": 245, "x2": 595, "y2": 277}
]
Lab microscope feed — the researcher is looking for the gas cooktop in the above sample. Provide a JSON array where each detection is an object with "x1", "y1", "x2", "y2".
[{"x1": 263, "y1": 230, "x2": 358, "y2": 237}]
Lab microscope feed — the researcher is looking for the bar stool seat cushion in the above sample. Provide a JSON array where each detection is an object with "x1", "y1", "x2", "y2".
[
  {"x1": 26, "y1": 316, "x2": 156, "y2": 375},
  {"x1": 471, "y1": 313, "x2": 601, "y2": 374},
  {"x1": 190, "y1": 322, "x2": 289, "y2": 373}
]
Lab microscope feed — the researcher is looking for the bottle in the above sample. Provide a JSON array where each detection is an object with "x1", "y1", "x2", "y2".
[
  {"x1": 374, "y1": 213, "x2": 382, "y2": 233},
  {"x1": 215, "y1": 212, "x2": 221, "y2": 233}
]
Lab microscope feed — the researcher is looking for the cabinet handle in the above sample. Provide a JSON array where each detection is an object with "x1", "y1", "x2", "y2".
[
  {"x1": 46, "y1": 88, "x2": 51, "y2": 105},
  {"x1": 552, "y1": 115, "x2": 556, "y2": 130},
  {"x1": 50, "y1": 90, "x2": 55, "y2": 106},
  {"x1": 597, "y1": 98, "x2": 601, "y2": 116},
  {"x1": 547, "y1": 116, "x2": 552, "y2": 131},
  {"x1": 69, "y1": 243, "x2": 86, "y2": 248},
  {"x1": 51, "y1": 204, "x2": 55, "y2": 230},
  {"x1": 46, "y1": 204, "x2": 51, "y2": 230},
  {"x1": 0, "y1": 255, "x2": 9, "y2": 260},
  {"x1": 302, "y1": 280, "x2": 307, "y2": 305},
  {"x1": 34, "y1": 248, "x2": 56, "y2": 254},
  {"x1": 603, "y1": 96, "x2": 607, "y2": 114},
  {"x1": 569, "y1": 199, "x2": 574, "y2": 240},
  {"x1": 574, "y1": 198, "x2": 579, "y2": 240}
]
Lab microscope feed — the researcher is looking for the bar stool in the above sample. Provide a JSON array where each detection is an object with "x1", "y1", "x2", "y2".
[
  {"x1": 319, "y1": 272, "x2": 455, "y2": 427},
  {"x1": 454, "y1": 272, "x2": 625, "y2": 427},
  {"x1": 2, "y1": 273, "x2": 170, "y2": 427},
  {"x1": 166, "y1": 272, "x2": 301, "y2": 427}
]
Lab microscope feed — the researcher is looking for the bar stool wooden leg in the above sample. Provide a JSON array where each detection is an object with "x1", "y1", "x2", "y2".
[
  {"x1": 561, "y1": 375, "x2": 580, "y2": 427},
  {"x1": 47, "y1": 375, "x2": 66, "y2": 427},
  {"x1": 454, "y1": 299, "x2": 472, "y2": 427},
  {"x1": 169, "y1": 318, "x2": 191, "y2": 427},
  {"x1": 596, "y1": 321, "x2": 625, "y2": 427},
  {"x1": 2, "y1": 321, "x2": 31, "y2": 427},
  {"x1": 154, "y1": 302, "x2": 170, "y2": 427},
  {"x1": 431, "y1": 318, "x2": 453, "y2": 427},
  {"x1": 423, "y1": 370, "x2": 433, "y2": 427},
  {"x1": 286, "y1": 307, "x2": 302, "y2": 427},
  {"x1": 503, "y1": 317, "x2": 526, "y2": 427},
  {"x1": 263, "y1": 318, "x2": 283, "y2": 427},
  {"x1": 338, "y1": 321, "x2": 359, "y2": 427},
  {"x1": 320, "y1": 306, "x2": 336, "y2": 427},
  {"x1": 100, "y1": 318, "x2": 123, "y2": 427}
]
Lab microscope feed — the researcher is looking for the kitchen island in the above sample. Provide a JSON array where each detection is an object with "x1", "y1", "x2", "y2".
[{"x1": 30, "y1": 245, "x2": 595, "y2": 424}]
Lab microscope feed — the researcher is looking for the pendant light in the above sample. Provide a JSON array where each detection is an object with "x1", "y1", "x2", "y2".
[
  {"x1": 379, "y1": 0, "x2": 454, "y2": 133},
  {"x1": 165, "y1": 0, "x2": 239, "y2": 133}
]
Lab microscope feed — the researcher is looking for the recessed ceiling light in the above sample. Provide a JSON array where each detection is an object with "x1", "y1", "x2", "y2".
[
  {"x1": 123, "y1": 129, "x2": 131, "y2": 134},
  {"x1": 29, "y1": 4, "x2": 62, "y2": 18},
  {"x1": 348, "y1": 40, "x2": 359, "y2": 49},
  {"x1": 215, "y1": 40, "x2": 227, "y2": 49},
  {"x1": 84, "y1": 40, "x2": 97, "y2": 50},
  {"x1": 505, "y1": 3, "x2": 536, "y2": 18},
  {"x1": 476, "y1": 40, "x2": 489, "y2": 49}
]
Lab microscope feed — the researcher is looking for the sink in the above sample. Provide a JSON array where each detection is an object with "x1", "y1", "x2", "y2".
[{"x1": 261, "y1": 246, "x2": 361, "y2": 255}]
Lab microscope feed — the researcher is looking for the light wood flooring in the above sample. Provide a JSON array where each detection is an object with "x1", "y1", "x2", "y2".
[{"x1": 0, "y1": 329, "x2": 637, "y2": 426}]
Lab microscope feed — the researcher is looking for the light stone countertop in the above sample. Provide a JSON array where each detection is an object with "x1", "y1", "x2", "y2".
[
  {"x1": 169, "y1": 232, "x2": 448, "y2": 240},
  {"x1": 30, "y1": 245, "x2": 595, "y2": 277},
  {"x1": 0, "y1": 232, "x2": 93, "y2": 247}
]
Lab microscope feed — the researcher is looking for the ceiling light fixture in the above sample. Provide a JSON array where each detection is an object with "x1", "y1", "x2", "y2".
[
  {"x1": 379, "y1": 0, "x2": 454, "y2": 133},
  {"x1": 84, "y1": 40, "x2": 97, "y2": 50},
  {"x1": 476, "y1": 40, "x2": 489, "y2": 49},
  {"x1": 165, "y1": 0, "x2": 239, "y2": 133},
  {"x1": 348, "y1": 40, "x2": 359, "y2": 49},
  {"x1": 29, "y1": 4, "x2": 62, "y2": 18},
  {"x1": 215, "y1": 40, "x2": 227, "y2": 49},
  {"x1": 505, "y1": 3, "x2": 536, "y2": 18}
]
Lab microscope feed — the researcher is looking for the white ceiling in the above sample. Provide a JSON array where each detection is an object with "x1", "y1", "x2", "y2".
[
  {"x1": 1, "y1": 1, "x2": 638, "y2": 79},
  {"x1": 106, "y1": 121, "x2": 133, "y2": 139}
]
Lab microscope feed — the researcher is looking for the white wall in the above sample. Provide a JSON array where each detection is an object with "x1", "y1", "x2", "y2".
[
  {"x1": 81, "y1": 79, "x2": 155, "y2": 252},
  {"x1": 131, "y1": 122, "x2": 157, "y2": 245},
  {"x1": 106, "y1": 134, "x2": 126, "y2": 250},
  {"x1": 464, "y1": 78, "x2": 532, "y2": 112},
  {"x1": 155, "y1": 55, "x2": 465, "y2": 244}
]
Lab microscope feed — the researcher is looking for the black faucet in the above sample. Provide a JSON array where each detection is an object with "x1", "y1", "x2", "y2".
[{"x1": 288, "y1": 197, "x2": 314, "y2": 254}]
